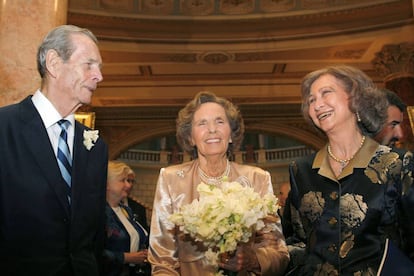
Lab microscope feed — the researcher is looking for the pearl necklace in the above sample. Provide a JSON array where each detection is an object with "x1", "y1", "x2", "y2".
[
  {"x1": 327, "y1": 136, "x2": 366, "y2": 170},
  {"x1": 198, "y1": 160, "x2": 230, "y2": 186}
]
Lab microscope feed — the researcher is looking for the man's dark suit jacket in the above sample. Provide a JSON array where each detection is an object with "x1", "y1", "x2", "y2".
[{"x1": 0, "y1": 96, "x2": 108, "y2": 276}]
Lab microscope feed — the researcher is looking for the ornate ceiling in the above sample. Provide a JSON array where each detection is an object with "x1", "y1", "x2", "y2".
[
  {"x1": 68, "y1": 0, "x2": 413, "y2": 107},
  {"x1": 67, "y1": 0, "x2": 414, "y2": 155}
]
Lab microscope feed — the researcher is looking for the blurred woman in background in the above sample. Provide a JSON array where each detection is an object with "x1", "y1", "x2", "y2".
[{"x1": 103, "y1": 161, "x2": 150, "y2": 276}]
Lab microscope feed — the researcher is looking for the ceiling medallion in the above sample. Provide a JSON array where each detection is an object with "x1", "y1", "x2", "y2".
[{"x1": 200, "y1": 52, "x2": 234, "y2": 64}]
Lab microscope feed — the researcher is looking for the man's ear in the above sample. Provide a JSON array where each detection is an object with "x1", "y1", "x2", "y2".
[{"x1": 45, "y1": 49, "x2": 61, "y2": 78}]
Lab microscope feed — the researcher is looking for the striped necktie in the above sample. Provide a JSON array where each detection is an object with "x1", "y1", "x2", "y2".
[{"x1": 57, "y1": 120, "x2": 72, "y2": 194}]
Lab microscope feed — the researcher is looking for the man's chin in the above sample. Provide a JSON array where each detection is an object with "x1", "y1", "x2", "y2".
[{"x1": 80, "y1": 98, "x2": 92, "y2": 106}]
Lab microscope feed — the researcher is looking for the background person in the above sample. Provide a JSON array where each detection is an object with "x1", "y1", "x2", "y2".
[
  {"x1": 374, "y1": 88, "x2": 406, "y2": 147},
  {"x1": 0, "y1": 24, "x2": 108, "y2": 275},
  {"x1": 148, "y1": 91, "x2": 289, "y2": 276},
  {"x1": 277, "y1": 182, "x2": 290, "y2": 216},
  {"x1": 277, "y1": 182, "x2": 293, "y2": 241},
  {"x1": 104, "y1": 161, "x2": 150, "y2": 276},
  {"x1": 122, "y1": 168, "x2": 150, "y2": 232},
  {"x1": 283, "y1": 65, "x2": 414, "y2": 275}
]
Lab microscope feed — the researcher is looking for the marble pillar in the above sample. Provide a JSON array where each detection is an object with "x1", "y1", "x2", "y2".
[
  {"x1": 0, "y1": 0, "x2": 67, "y2": 107},
  {"x1": 372, "y1": 42, "x2": 414, "y2": 150}
]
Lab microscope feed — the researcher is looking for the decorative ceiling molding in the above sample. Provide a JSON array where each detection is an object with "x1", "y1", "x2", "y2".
[
  {"x1": 372, "y1": 42, "x2": 414, "y2": 79},
  {"x1": 69, "y1": 0, "x2": 402, "y2": 18},
  {"x1": 66, "y1": 0, "x2": 414, "y2": 128},
  {"x1": 68, "y1": 0, "x2": 411, "y2": 43}
]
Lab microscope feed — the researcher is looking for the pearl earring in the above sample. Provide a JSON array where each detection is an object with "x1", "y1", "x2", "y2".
[{"x1": 356, "y1": 112, "x2": 361, "y2": 122}]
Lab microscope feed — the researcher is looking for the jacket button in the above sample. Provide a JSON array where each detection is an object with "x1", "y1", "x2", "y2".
[
  {"x1": 328, "y1": 217, "x2": 338, "y2": 225},
  {"x1": 330, "y1": 191, "x2": 338, "y2": 200},
  {"x1": 328, "y1": 244, "x2": 337, "y2": 252}
]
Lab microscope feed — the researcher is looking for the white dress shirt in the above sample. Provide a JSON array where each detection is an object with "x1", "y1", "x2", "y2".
[{"x1": 31, "y1": 90, "x2": 75, "y2": 159}]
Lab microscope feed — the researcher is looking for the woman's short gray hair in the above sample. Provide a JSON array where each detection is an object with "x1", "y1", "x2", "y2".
[
  {"x1": 301, "y1": 65, "x2": 387, "y2": 136},
  {"x1": 176, "y1": 91, "x2": 245, "y2": 157}
]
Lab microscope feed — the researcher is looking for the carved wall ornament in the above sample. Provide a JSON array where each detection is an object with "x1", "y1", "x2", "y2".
[
  {"x1": 167, "y1": 54, "x2": 198, "y2": 63},
  {"x1": 200, "y1": 52, "x2": 234, "y2": 64},
  {"x1": 70, "y1": 0, "x2": 406, "y2": 18},
  {"x1": 234, "y1": 52, "x2": 268, "y2": 62},
  {"x1": 372, "y1": 43, "x2": 414, "y2": 79},
  {"x1": 180, "y1": 0, "x2": 215, "y2": 15},
  {"x1": 259, "y1": 0, "x2": 295, "y2": 12},
  {"x1": 302, "y1": 0, "x2": 330, "y2": 9},
  {"x1": 100, "y1": 0, "x2": 134, "y2": 11},
  {"x1": 333, "y1": 49, "x2": 366, "y2": 59},
  {"x1": 219, "y1": 0, "x2": 255, "y2": 15},
  {"x1": 141, "y1": 0, "x2": 174, "y2": 14}
]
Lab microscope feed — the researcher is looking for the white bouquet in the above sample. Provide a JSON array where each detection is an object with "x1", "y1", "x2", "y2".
[{"x1": 169, "y1": 179, "x2": 279, "y2": 274}]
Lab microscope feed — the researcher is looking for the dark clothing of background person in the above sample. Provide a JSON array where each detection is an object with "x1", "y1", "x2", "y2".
[
  {"x1": 103, "y1": 204, "x2": 150, "y2": 276},
  {"x1": 126, "y1": 197, "x2": 149, "y2": 232}
]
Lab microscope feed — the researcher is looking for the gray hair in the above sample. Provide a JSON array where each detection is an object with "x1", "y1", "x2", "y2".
[
  {"x1": 37, "y1": 25, "x2": 98, "y2": 79},
  {"x1": 176, "y1": 91, "x2": 245, "y2": 156},
  {"x1": 301, "y1": 65, "x2": 387, "y2": 136}
]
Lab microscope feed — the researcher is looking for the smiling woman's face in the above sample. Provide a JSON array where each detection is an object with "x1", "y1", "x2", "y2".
[
  {"x1": 307, "y1": 74, "x2": 353, "y2": 134},
  {"x1": 191, "y1": 102, "x2": 232, "y2": 158}
]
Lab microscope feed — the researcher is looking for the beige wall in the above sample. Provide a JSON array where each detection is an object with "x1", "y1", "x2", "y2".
[{"x1": 0, "y1": 0, "x2": 68, "y2": 107}]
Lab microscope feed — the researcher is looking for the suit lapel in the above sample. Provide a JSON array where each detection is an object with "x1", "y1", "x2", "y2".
[
  {"x1": 70, "y1": 122, "x2": 89, "y2": 213},
  {"x1": 19, "y1": 97, "x2": 71, "y2": 216}
]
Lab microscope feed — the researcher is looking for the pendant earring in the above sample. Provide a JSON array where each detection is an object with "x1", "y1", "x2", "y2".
[{"x1": 356, "y1": 112, "x2": 361, "y2": 122}]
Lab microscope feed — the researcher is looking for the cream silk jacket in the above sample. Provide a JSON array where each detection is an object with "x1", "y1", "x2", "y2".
[{"x1": 148, "y1": 160, "x2": 289, "y2": 276}]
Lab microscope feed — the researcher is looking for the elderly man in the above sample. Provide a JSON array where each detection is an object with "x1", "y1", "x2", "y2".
[{"x1": 0, "y1": 25, "x2": 108, "y2": 275}]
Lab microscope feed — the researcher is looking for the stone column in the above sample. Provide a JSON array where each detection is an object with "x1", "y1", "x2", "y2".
[
  {"x1": 0, "y1": 0, "x2": 68, "y2": 107},
  {"x1": 372, "y1": 42, "x2": 414, "y2": 151},
  {"x1": 258, "y1": 134, "x2": 265, "y2": 149}
]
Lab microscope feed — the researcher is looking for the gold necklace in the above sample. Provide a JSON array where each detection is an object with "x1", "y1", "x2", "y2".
[
  {"x1": 198, "y1": 160, "x2": 230, "y2": 185},
  {"x1": 327, "y1": 136, "x2": 366, "y2": 169}
]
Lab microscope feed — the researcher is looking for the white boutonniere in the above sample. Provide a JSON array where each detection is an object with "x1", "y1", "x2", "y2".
[{"x1": 83, "y1": 130, "x2": 99, "y2": 150}]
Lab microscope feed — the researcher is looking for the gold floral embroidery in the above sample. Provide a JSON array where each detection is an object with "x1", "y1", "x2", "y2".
[
  {"x1": 315, "y1": 262, "x2": 339, "y2": 276},
  {"x1": 340, "y1": 194, "x2": 367, "y2": 228},
  {"x1": 339, "y1": 233, "x2": 354, "y2": 258},
  {"x1": 299, "y1": 191, "x2": 325, "y2": 222},
  {"x1": 365, "y1": 146, "x2": 400, "y2": 184},
  {"x1": 364, "y1": 169, "x2": 378, "y2": 184},
  {"x1": 338, "y1": 193, "x2": 367, "y2": 258}
]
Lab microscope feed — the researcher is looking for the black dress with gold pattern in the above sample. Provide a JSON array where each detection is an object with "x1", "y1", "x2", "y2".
[{"x1": 283, "y1": 138, "x2": 414, "y2": 275}]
